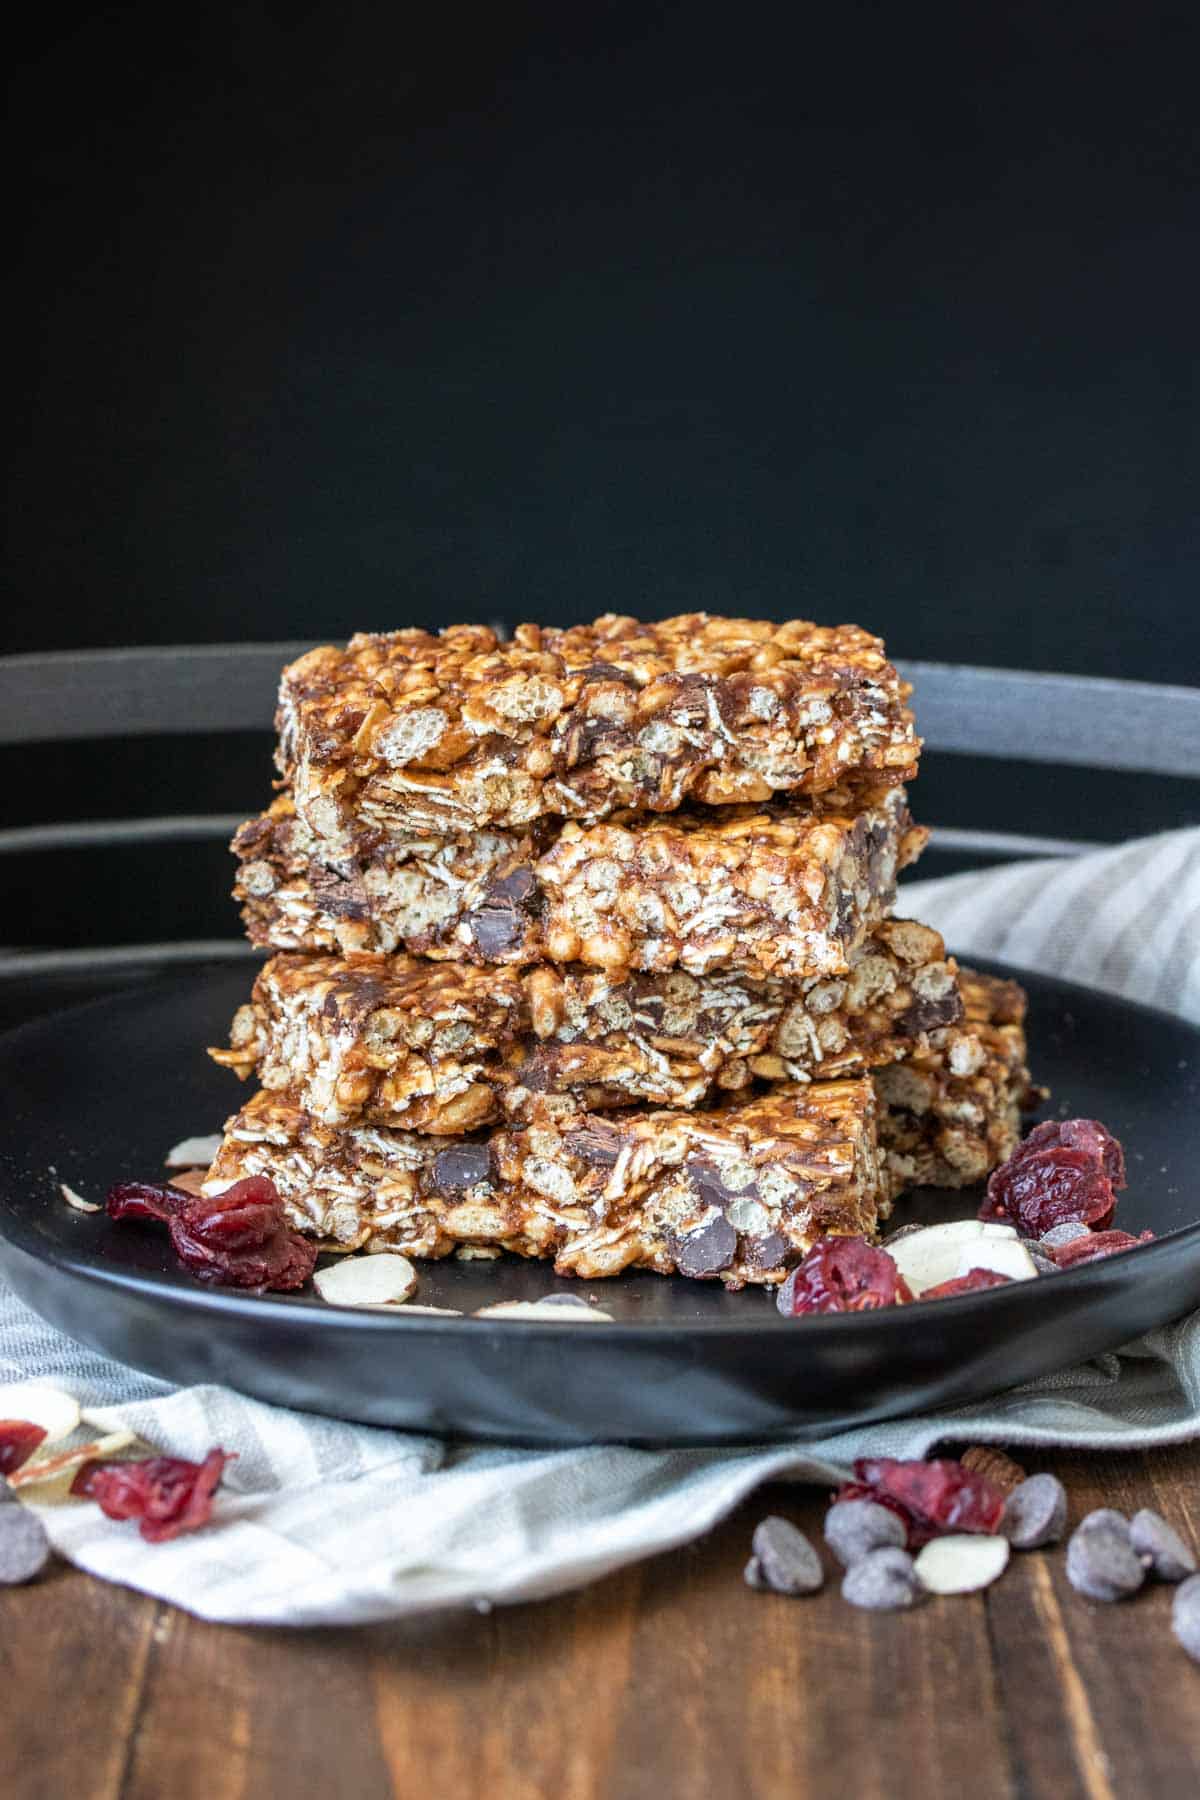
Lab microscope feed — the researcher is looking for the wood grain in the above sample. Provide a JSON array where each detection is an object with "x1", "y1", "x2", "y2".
[{"x1": 3, "y1": 1444, "x2": 1198, "y2": 1800}]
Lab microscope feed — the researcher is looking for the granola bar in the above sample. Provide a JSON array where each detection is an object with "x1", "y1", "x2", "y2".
[
  {"x1": 234, "y1": 784, "x2": 926, "y2": 980},
  {"x1": 875, "y1": 968, "x2": 1041, "y2": 1196},
  {"x1": 204, "y1": 1078, "x2": 886, "y2": 1284},
  {"x1": 212, "y1": 921, "x2": 960, "y2": 1131},
  {"x1": 276, "y1": 614, "x2": 920, "y2": 850}
]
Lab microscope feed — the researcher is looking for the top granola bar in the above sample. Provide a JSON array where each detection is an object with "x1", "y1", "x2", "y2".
[{"x1": 277, "y1": 613, "x2": 920, "y2": 848}]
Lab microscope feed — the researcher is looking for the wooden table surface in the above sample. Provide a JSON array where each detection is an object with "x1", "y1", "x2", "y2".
[{"x1": 4, "y1": 1440, "x2": 1197, "y2": 1800}]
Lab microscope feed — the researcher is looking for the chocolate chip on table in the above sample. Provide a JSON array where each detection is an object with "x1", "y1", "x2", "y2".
[
  {"x1": 1172, "y1": 1575, "x2": 1200, "y2": 1663},
  {"x1": 674, "y1": 1213, "x2": 737, "y2": 1278},
  {"x1": 1002, "y1": 1474, "x2": 1069, "y2": 1550},
  {"x1": 749, "y1": 1516, "x2": 823, "y2": 1595},
  {"x1": 0, "y1": 1503, "x2": 52, "y2": 1584},
  {"x1": 841, "y1": 1546, "x2": 924, "y2": 1611},
  {"x1": 1065, "y1": 1510, "x2": 1145, "y2": 1602},
  {"x1": 1129, "y1": 1509, "x2": 1197, "y2": 1583},
  {"x1": 743, "y1": 1556, "x2": 770, "y2": 1591},
  {"x1": 824, "y1": 1498, "x2": 907, "y2": 1567},
  {"x1": 432, "y1": 1143, "x2": 493, "y2": 1194}
]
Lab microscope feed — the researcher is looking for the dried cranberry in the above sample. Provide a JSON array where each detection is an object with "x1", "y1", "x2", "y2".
[
  {"x1": 982, "y1": 1117, "x2": 1126, "y2": 1234},
  {"x1": 981, "y1": 1147, "x2": 1116, "y2": 1236},
  {"x1": 106, "y1": 1180, "x2": 194, "y2": 1222},
  {"x1": 0, "y1": 1421, "x2": 47, "y2": 1476},
  {"x1": 1016, "y1": 1118, "x2": 1126, "y2": 1188},
  {"x1": 921, "y1": 1268, "x2": 1013, "y2": 1301},
  {"x1": 108, "y1": 1176, "x2": 317, "y2": 1291},
  {"x1": 837, "y1": 1457, "x2": 1006, "y2": 1548},
  {"x1": 70, "y1": 1448, "x2": 234, "y2": 1542},
  {"x1": 777, "y1": 1237, "x2": 912, "y2": 1316},
  {"x1": 1047, "y1": 1229, "x2": 1155, "y2": 1269}
]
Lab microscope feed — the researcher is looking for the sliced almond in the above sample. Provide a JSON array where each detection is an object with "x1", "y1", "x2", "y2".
[
  {"x1": 168, "y1": 1169, "x2": 209, "y2": 1196},
  {"x1": 312, "y1": 1253, "x2": 418, "y2": 1307},
  {"x1": 887, "y1": 1221, "x2": 1035, "y2": 1297},
  {"x1": 8, "y1": 1429, "x2": 138, "y2": 1492},
  {"x1": 0, "y1": 1382, "x2": 81, "y2": 1445},
  {"x1": 914, "y1": 1534, "x2": 1011, "y2": 1595},
  {"x1": 473, "y1": 1300, "x2": 615, "y2": 1322},
  {"x1": 164, "y1": 1133, "x2": 222, "y2": 1169},
  {"x1": 60, "y1": 1182, "x2": 101, "y2": 1214},
  {"x1": 949, "y1": 1237, "x2": 1039, "y2": 1285}
]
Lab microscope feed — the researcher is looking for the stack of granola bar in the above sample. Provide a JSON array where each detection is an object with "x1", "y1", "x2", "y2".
[{"x1": 206, "y1": 615, "x2": 1037, "y2": 1285}]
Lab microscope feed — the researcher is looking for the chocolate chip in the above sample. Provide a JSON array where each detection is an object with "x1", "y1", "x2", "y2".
[
  {"x1": 1040, "y1": 1221, "x2": 1090, "y2": 1248},
  {"x1": 685, "y1": 1158, "x2": 757, "y2": 1211},
  {"x1": 514, "y1": 1051, "x2": 554, "y2": 1094},
  {"x1": 576, "y1": 662, "x2": 636, "y2": 684},
  {"x1": 466, "y1": 868, "x2": 541, "y2": 956},
  {"x1": 0, "y1": 1505, "x2": 52, "y2": 1585},
  {"x1": 1065, "y1": 1511, "x2": 1144, "y2": 1602},
  {"x1": 750, "y1": 1517, "x2": 824, "y2": 1595},
  {"x1": 743, "y1": 1555, "x2": 771, "y2": 1591},
  {"x1": 1002, "y1": 1474, "x2": 1068, "y2": 1550},
  {"x1": 487, "y1": 868, "x2": 538, "y2": 909},
  {"x1": 743, "y1": 1231, "x2": 790, "y2": 1272},
  {"x1": 322, "y1": 975, "x2": 388, "y2": 1023},
  {"x1": 674, "y1": 1213, "x2": 738, "y2": 1278},
  {"x1": 865, "y1": 821, "x2": 893, "y2": 894},
  {"x1": 1130, "y1": 1509, "x2": 1197, "y2": 1582},
  {"x1": 432, "y1": 1143, "x2": 493, "y2": 1194},
  {"x1": 663, "y1": 673, "x2": 713, "y2": 729},
  {"x1": 841, "y1": 1546, "x2": 923, "y2": 1611},
  {"x1": 310, "y1": 866, "x2": 369, "y2": 921},
  {"x1": 466, "y1": 906, "x2": 526, "y2": 957},
  {"x1": 1173, "y1": 1575, "x2": 1200, "y2": 1663},
  {"x1": 564, "y1": 1122, "x2": 626, "y2": 1168},
  {"x1": 898, "y1": 994, "x2": 964, "y2": 1035},
  {"x1": 824, "y1": 1499, "x2": 908, "y2": 1567}
]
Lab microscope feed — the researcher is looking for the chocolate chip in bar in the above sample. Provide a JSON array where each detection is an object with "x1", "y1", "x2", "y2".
[
  {"x1": 466, "y1": 910, "x2": 524, "y2": 956},
  {"x1": 898, "y1": 994, "x2": 963, "y2": 1036},
  {"x1": 743, "y1": 1231, "x2": 790, "y2": 1272},
  {"x1": 310, "y1": 865, "x2": 369, "y2": 921},
  {"x1": 432, "y1": 1143, "x2": 494, "y2": 1194},
  {"x1": 465, "y1": 867, "x2": 541, "y2": 956},
  {"x1": 564, "y1": 1120, "x2": 627, "y2": 1168},
  {"x1": 574, "y1": 661, "x2": 637, "y2": 684},
  {"x1": 686, "y1": 1157, "x2": 748, "y2": 1209},
  {"x1": 489, "y1": 868, "x2": 539, "y2": 908},
  {"x1": 674, "y1": 1213, "x2": 738, "y2": 1278}
]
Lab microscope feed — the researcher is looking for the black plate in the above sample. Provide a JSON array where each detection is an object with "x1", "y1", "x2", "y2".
[{"x1": 1, "y1": 960, "x2": 1198, "y2": 1446}]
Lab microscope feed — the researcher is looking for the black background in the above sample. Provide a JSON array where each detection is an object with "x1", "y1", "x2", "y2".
[{"x1": 5, "y1": 1, "x2": 1199, "y2": 949}]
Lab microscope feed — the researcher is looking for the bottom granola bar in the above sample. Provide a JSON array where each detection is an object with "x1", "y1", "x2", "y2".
[
  {"x1": 875, "y1": 967, "x2": 1041, "y2": 1197},
  {"x1": 204, "y1": 1078, "x2": 885, "y2": 1285}
]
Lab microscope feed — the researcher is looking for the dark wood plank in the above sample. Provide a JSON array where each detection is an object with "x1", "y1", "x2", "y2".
[
  {"x1": 0, "y1": 1559, "x2": 159, "y2": 1800},
  {"x1": 3, "y1": 1446, "x2": 1198, "y2": 1800}
]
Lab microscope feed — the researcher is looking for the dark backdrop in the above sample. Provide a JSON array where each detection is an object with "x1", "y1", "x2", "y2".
[{"x1": 4, "y1": 1, "x2": 1198, "y2": 952}]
